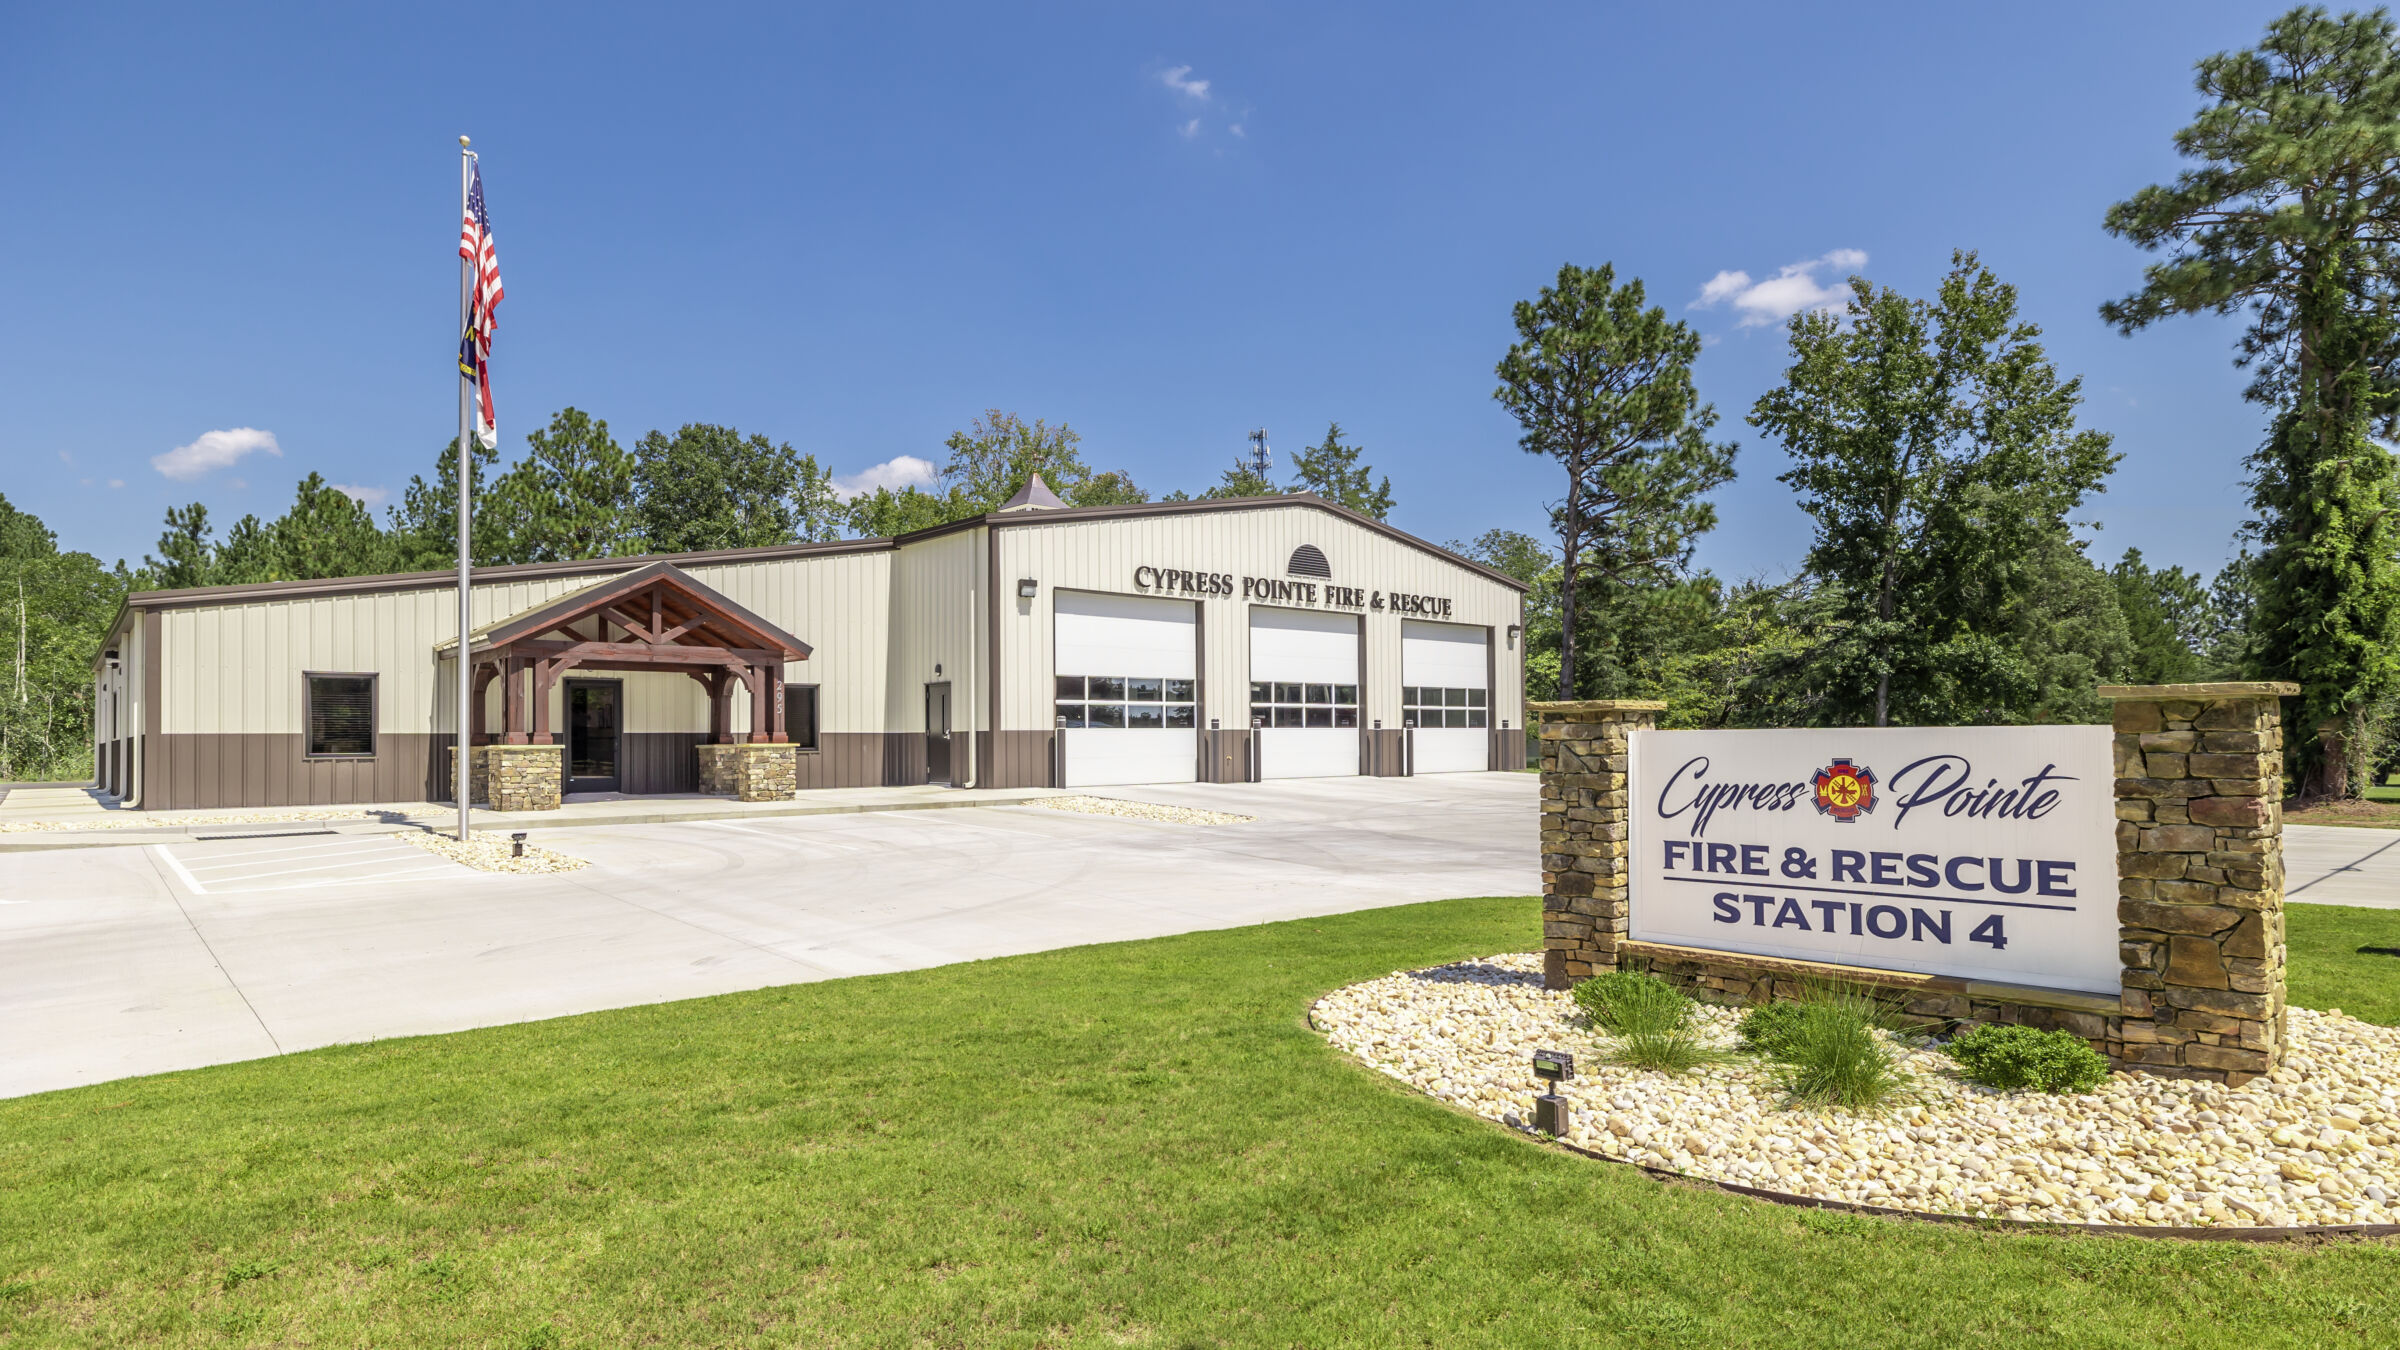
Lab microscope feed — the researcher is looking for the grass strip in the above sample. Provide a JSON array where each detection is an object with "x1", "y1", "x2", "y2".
[{"x1": 0, "y1": 897, "x2": 2395, "y2": 1347}]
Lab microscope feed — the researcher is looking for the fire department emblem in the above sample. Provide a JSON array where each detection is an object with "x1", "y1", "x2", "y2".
[{"x1": 1812, "y1": 758, "x2": 1876, "y2": 822}]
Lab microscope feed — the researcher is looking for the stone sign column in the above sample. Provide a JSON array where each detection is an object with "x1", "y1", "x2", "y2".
[
  {"x1": 2102, "y1": 681, "x2": 2296, "y2": 1084},
  {"x1": 1533, "y1": 699, "x2": 1666, "y2": 991}
]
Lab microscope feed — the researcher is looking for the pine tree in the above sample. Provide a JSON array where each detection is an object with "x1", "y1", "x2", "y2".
[
  {"x1": 2102, "y1": 6, "x2": 2400, "y2": 796},
  {"x1": 1286, "y1": 422, "x2": 1394, "y2": 518},
  {"x1": 1494, "y1": 262, "x2": 1736, "y2": 700}
]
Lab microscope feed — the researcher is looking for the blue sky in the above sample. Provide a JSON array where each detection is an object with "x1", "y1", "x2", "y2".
[{"x1": 1, "y1": 2, "x2": 2291, "y2": 581}]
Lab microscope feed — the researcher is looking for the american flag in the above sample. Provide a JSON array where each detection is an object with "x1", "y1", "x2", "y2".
[{"x1": 457, "y1": 160, "x2": 504, "y2": 449}]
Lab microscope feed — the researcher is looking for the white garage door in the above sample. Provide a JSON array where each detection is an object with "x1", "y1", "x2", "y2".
[
  {"x1": 1054, "y1": 591, "x2": 1198, "y2": 788},
  {"x1": 1403, "y1": 620, "x2": 1490, "y2": 774},
  {"x1": 1249, "y1": 608, "x2": 1359, "y2": 779}
]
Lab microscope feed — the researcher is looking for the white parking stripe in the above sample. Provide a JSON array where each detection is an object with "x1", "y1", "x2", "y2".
[
  {"x1": 182, "y1": 836, "x2": 399, "y2": 865},
  {"x1": 186, "y1": 848, "x2": 425, "y2": 885},
  {"x1": 187, "y1": 845, "x2": 419, "y2": 874},
  {"x1": 208, "y1": 864, "x2": 483, "y2": 895},
  {"x1": 151, "y1": 845, "x2": 209, "y2": 895}
]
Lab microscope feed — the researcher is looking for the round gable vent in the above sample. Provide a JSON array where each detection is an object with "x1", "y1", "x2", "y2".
[{"x1": 1287, "y1": 544, "x2": 1332, "y2": 579}]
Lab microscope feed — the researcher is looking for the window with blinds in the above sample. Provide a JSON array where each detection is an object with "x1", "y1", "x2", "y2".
[{"x1": 305, "y1": 674, "x2": 377, "y2": 757}]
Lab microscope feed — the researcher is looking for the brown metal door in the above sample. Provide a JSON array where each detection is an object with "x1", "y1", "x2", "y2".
[{"x1": 924, "y1": 682, "x2": 952, "y2": 785}]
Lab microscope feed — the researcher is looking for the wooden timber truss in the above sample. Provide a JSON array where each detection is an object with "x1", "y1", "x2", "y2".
[{"x1": 446, "y1": 560, "x2": 813, "y2": 747}]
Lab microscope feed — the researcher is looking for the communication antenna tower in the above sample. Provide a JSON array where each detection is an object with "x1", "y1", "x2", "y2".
[{"x1": 1246, "y1": 427, "x2": 1272, "y2": 478}]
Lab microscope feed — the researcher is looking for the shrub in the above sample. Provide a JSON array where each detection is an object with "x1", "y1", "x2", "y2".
[
  {"x1": 1944, "y1": 1024, "x2": 2111, "y2": 1094},
  {"x1": 1737, "y1": 1001, "x2": 1807, "y2": 1058},
  {"x1": 1774, "y1": 1002, "x2": 1911, "y2": 1110},
  {"x1": 1572, "y1": 970, "x2": 1715, "y2": 1075}
]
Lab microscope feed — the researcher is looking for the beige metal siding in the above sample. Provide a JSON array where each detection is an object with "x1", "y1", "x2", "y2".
[
  {"x1": 886, "y1": 527, "x2": 984, "y2": 735},
  {"x1": 994, "y1": 504, "x2": 1524, "y2": 737},
  {"x1": 160, "y1": 549, "x2": 896, "y2": 738}
]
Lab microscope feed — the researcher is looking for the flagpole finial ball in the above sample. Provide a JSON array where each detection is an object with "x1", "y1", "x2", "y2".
[{"x1": 459, "y1": 135, "x2": 471, "y2": 148}]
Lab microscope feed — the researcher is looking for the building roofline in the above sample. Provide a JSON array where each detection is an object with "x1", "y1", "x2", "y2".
[
  {"x1": 116, "y1": 535, "x2": 900, "y2": 612},
  {"x1": 107, "y1": 492, "x2": 1527, "y2": 629},
  {"x1": 893, "y1": 493, "x2": 1531, "y2": 592}
]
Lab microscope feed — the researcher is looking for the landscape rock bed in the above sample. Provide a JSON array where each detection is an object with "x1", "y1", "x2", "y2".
[
  {"x1": 1021, "y1": 795, "x2": 1253, "y2": 826},
  {"x1": 404, "y1": 830, "x2": 589, "y2": 874},
  {"x1": 1313, "y1": 953, "x2": 2400, "y2": 1230}
]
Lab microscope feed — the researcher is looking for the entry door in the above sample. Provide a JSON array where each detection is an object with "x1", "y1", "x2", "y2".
[
  {"x1": 925, "y1": 682, "x2": 953, "y2": 785},
  {"x1": 565, "y1": 679, "x2": 621, "y2": 793}
]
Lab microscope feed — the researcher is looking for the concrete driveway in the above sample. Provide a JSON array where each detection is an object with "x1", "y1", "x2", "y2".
[
  {"x1": 2287, "y1": 823, "x2": 2400, "y2": 909},
  {"x1": 0, "y1": 773, "x2": 1538, "y2": 1099}
]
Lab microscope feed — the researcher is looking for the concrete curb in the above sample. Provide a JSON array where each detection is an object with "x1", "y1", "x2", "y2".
[{"x1": 0, "y1": 789, "x2": 1064, "y2": 852}]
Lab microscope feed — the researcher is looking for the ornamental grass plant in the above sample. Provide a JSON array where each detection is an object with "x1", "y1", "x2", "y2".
[
  {"x1": 1573, "y1": 969, "x2": 1719, "y2": 1075},
  {"x1": 1774, "y1": 1000, "x2": 1913, "y2": 1110}
]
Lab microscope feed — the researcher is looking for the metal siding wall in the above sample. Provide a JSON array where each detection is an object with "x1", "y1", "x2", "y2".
[
  {"x1": 681, "y1": 550, "x2": 890, "y2": 733},
  {"x1": 886, "y1": 529, "x2": 982, "y2": 737},
  {"x1": 993, "y1": 505, "x2": 1525, "y2": 737}
]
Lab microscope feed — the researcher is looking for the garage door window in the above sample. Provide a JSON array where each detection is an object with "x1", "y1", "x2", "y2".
[
  {"x1": 1249, "y1": 681, "x2": 1358, "y2": 729},
  {"x1": 1056, "y1": 675, "x2": 1197, "y2": 730},
  {"x1": 1404, "y1": 686, "x2": 1487, "y2": 729}
]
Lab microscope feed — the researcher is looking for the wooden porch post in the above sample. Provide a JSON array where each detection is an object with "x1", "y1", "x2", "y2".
[
  {"x1": 748, "y1": 663, "x2": 770, "y2": 744},
  {"x1": 470, "y1": 662, "x2": 500, "y2": 746},
  {"x1": 532, "y1": 658, "x2": 557, "y2": 745},
  {"x1": 503, "y1": 653, "x2": 529, "y2": 745}
]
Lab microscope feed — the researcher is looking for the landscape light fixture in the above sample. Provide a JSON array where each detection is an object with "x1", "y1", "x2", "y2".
[
  {"x1": 1507, "y1": 624, "x2": 1521, "y2": 649},
  {"x1": 1017, "y1": 578, "x2": 1039, "y2": 599},
  {"x1": 1532, "y1": 1049, "x2": 1574, "y2": 1136},
  {"x1": 510, "y1": 831, "x2": 527, "y2": 858}
]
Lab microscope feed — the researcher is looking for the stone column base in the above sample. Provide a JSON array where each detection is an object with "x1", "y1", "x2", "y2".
[
  {"x1": 450, "y1": 743, "x2": 563, "y2": 812},
  {"x1": 1532, "y1": 699, "x2": 1665, "y2": 990},
  {"x1": 696, "y1": 742, "x2": 798, "y2": 802},
  {"x1": 446, "y1": 745, "x2": 491, "y2": 807}
]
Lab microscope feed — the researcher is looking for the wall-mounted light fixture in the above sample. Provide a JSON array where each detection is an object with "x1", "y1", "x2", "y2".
[
  {"x1": 1507, "y1": 624, "x2": 1522, "y2": 649},
  {"x1": 1017, "y1": 578, "x2": 1039, "y2": 599}
]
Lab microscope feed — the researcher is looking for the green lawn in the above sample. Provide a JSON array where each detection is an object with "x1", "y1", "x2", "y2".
[{"x1": 3, "y1": 899, "x2": 2399, "y2": 1348}]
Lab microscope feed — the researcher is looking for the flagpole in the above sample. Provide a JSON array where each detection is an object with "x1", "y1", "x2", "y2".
[{"x1": 456, "y1": 135, "x2": 475, "y2": 843}]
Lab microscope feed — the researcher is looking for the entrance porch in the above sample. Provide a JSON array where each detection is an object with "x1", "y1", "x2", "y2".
[{"x1": 439, "y1": 561, "x2": 814, "y2": 810}]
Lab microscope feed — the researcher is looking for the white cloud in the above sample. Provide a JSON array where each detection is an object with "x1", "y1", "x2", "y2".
[
  {"x1": 153, "y1": 427, "x2": 280, "y2": 480},
  {"x1": 831, "y1": 454, "x2": 939, "y2": 502},
  {"x1": 1229, "y1": 122, "x2": 1245, "y2": 138},
  {"x1": 1159, "y1": 65, "x2": 1210, "y2": 101},
  {"x1": 108, "y1": 478, "x2": 125, "y2": 489},
  {"x1": 57, "y1": 450, "x2": 71, "y2": 465},
  {"x1": 1179, "y1": 118, "x2": 1201, "y2": 139},
  {"x1": 330, "y1": 483, "x2": 389, "y2": 508},
  {"x1": 1696, "y1": 270, "x2": 1752, "y2": 306},
  {"x1": 1691, "y1": 249, "x2": 1869, "y2": 327}
]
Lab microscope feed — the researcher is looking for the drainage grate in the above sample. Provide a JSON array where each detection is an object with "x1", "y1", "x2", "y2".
[{"x1": 191, "y1": 827, "x2": 343, "y2": 841}]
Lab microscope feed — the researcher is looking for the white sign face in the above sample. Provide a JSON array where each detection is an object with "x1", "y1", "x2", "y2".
[{"x1": 1628, "y1": 726, "x2": 2119, "y2": 995}]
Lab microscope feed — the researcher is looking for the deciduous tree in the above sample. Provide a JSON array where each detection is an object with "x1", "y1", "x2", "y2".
[
  {"x1": 631, "y1": 423, "x2": 840, "y2": 553},
  {"x1": 1750, "y1": 251, "x2": 2119, "y2": 727}
]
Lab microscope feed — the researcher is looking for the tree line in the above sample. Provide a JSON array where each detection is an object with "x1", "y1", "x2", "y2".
[
  {"x1": 0, "y1": 413, "x2": 1397, "y2": 779},
  {"x1": 1470, "y1": 6, "x2": 2400, "y2": 800},
  {"x1": 143, "y1": 412, "x2": 1399, "y2": 589}
]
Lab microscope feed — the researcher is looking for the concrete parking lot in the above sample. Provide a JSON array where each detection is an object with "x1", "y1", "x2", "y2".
[
  {"x1": 6, "y1": 776, "x2": 2394, "y2": 1102},
  {"x1": 0, "y1": 774, "x2": 1539, "y2": 1099}
]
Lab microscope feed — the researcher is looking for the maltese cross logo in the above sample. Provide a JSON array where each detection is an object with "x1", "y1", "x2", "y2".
[{"x1": 1812, "y1": 758, "x2": 1876, "y2": 823}]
